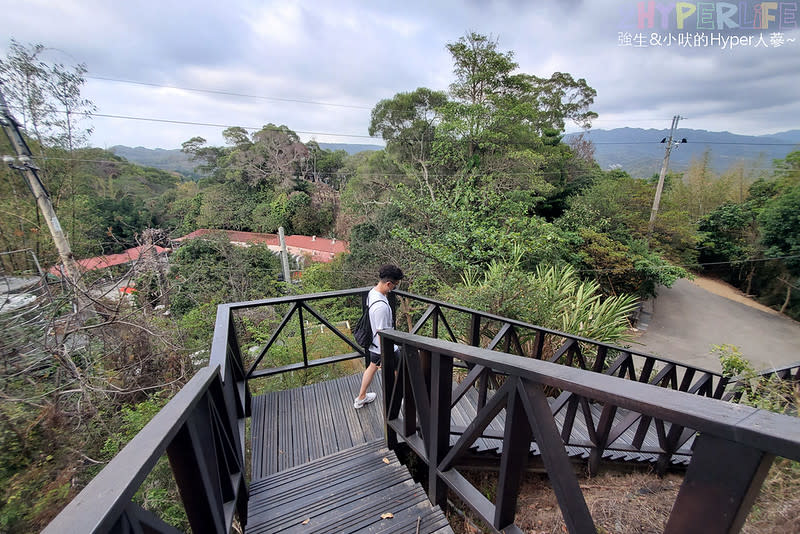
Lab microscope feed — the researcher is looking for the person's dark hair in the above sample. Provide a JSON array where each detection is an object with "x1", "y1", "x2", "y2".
[{"x1": 379, "y1": 264, "x2": 404, "y2": 283}]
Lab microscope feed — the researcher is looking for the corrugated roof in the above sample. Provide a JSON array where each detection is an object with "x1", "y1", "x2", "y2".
[
  {"x1": 49, "y1": 245, "x2": 168, "y2": 276},
  {"x1": 173, "y1": 229, "x2": 348, "y2": 262},
  {"x1": 173, "y1": 229, "x2": 280, "y2": 246}
]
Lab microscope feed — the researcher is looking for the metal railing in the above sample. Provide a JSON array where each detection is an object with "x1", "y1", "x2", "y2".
[{"x1": 380, "y1": 330, "x2": 800, "y2": 534}]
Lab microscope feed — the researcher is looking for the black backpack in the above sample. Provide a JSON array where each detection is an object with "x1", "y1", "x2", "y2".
[{"x1": 354, "y1": 301, "x2": 381, "y2": 350}]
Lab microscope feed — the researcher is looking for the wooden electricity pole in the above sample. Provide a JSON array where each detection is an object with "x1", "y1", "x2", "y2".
[
  {"x1": 648, "y1": 115, "x2": 683, "y2": 238},
  {"x1": 0, "y1": 83, "x2": 90, "y2": 306}
]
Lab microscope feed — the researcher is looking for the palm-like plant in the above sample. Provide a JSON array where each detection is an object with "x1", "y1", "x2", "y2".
[{"x1": 444, "y1": 261, "x2": 638, "y2": 346}]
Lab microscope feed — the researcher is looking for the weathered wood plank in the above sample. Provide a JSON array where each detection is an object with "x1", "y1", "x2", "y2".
[
  {"x1": 323, "y1": 379, "x2": 354, "y2": 451},
  {"x1": 246, "y1": 439, "x2": 452, "y2": 534},
  {"x1": 251, "y1": 372, "x2": 700, "y2": 486}
]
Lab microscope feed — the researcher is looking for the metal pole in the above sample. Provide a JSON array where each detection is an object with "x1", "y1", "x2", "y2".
[{"x1": 648, "y1": 115, "x2": 681, "y2": 237}]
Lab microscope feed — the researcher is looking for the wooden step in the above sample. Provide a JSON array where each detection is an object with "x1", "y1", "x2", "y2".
[{"x1": 246, "y1": 440, "x2": 452, "y2": 534}]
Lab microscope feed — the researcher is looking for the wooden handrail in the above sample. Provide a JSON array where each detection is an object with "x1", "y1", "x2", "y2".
[
  {"x1": 231, "y1": 288, "x2": 733, "y2": 402},
  {"x1": 380, "y1": 330, "x2": 800, "y2": 534},
  {"x1": 43, "y1": 365, "x2": 249, "y2": 533}
]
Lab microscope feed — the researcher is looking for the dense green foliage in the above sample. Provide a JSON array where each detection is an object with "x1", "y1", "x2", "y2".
[
  {"x1": 442, "y1": 260, "x2": 639, "y2": 344},
  {"x1": 168, "y1": 235, "x2": 283, "y2": 315}
]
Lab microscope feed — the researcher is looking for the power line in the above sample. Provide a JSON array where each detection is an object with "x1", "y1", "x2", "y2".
[
  {"x1": 577, "y1": 254, "x2": 800, "y2": 275},
  {"x1": 90, "y1": 112, "x2": 380, "y2": 140},
  {"x1": 588, "y1": 140, "x2": 798, "y2": 146},
  {"x1": 15, "y1": 153, "x2": 797, "y2": 181},
  {"x1": 86, "y1": 75, "x2": 374, "y2": 110},
  {"x1": 8, "y1": 62, "x2": 798, "y2": 145},
  {"x1": 5, "y1": 102, "x2": 798, "y2": 148}
]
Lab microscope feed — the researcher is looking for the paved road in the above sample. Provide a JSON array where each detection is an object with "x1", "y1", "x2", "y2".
[{"x1": 634, "y1": 278, "x2": 800, "y2": 373}]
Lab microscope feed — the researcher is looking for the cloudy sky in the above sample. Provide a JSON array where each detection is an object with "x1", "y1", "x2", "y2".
[{"x1": 2, "y1": 0, "x2": 798, "y2": 149}]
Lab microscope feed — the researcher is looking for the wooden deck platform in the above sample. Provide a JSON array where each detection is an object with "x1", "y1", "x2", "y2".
[
  {"x1": 245, "y1": 372, "x2": 698, "y2": 532},
  {"x1": 250, "y1": 373, "x2": 387, "y2": 479},
  {"x1": 250, "y1": 373, "x2": 694, "y2": 481}
]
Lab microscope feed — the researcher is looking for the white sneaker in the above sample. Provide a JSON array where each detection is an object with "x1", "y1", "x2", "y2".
[{"x1": 354, "y1": 392, "x2": 377, "y2": 409}]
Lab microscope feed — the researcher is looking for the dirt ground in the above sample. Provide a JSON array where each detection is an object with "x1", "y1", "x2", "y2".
[
  {"x1": 688, "y1": 275, "x2": 782, "y2": 316},
  {"x1": 445, "y1": 275, "x2": 800, "y2": 533},
  {"x1": 448, "y1": 459, "x2": 800, "y2": 534}
]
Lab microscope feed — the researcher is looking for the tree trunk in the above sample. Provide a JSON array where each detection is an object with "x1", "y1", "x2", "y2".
[
  {"x1": 780, "y1": 284, "x2": 792, "y2": 314},
  {"x1": 420, "y1": 163, "x2": 435, "y2": 203},
  {"x1": 745, "y1": 264, "x2": 755, "y2": 296}
]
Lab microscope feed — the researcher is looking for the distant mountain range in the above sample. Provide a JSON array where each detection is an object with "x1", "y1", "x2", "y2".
[
  {"x1": 564, "y1": 128, "x2": 800, "y2": 177},
  {"x1": 109, "y1": 143, "x2": 383, "y2": 178},
  {"x1": 109, "y1": 129, "x2": 799, "y2": 179},
  {"x1": 110, "y1": 145, "x2": 202, "y2": 177}
]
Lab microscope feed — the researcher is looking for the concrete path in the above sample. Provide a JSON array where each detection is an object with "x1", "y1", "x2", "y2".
[{"x1": 634, "y1": 278, "x2": 800, "y2": 373}]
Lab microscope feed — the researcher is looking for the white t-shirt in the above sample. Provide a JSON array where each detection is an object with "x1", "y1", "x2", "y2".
[{"x1": 366, "y1": 287, "x2": 392, "y2": 353}]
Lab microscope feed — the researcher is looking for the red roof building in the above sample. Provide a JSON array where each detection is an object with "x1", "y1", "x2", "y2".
[
  {"x1": 172, "y1": 229, "x2": 348, "y2": 263},
  {"x1": 48, "y1": 245, "x2": 168, "y2": 276}
]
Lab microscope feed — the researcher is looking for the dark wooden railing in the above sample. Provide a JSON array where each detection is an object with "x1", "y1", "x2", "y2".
[
  {"x1": 43, "y1": 306, "x2": 251, "y2": 534},
  {"x1": 233, "y1": 287, "x2": 373, "y2": 377},
  {"x1": 43, "y1": 288, "x2": 799, "y2": 532},
  {"x1": 722, "y1": 361, "x2": 800, "y2": 403},
  {"x1": 380, "y1": 330, "x2": 800, "y2": 534}
]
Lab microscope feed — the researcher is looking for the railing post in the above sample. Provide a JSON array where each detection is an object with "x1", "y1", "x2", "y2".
[
  {"x1": 298, "y1": 303, "x2": 308, "y2": 367},
  {"x1": 592, "y1": 346, "x2": 608, "y2": 373},
  {"x1": 518, "y1": 378, "x2": 597, "y2": 534},
  {"x1": 167, "y1": 392, "x2": 225, "y2": 534},
  {"x1": 402, "y1": 345, "x2": 417, "y2": 440},
  {"x1": 469, "y1": 313, "x2": 481, "y2": 346},
  {"x1": 532, "y1": 329, "x2": 545, "y2": 359},
  {"x1": 665, "y1": 433, "x2": 775, "y2": 534},
  {"x1": 477, "y1": 369, "x2": 489, "y2": 411},
  {"x1": 428, "y1": 351, "x2": 453, "y2": 510},
  {"x1": 383, "y1": 337, "x2": 399, "y2": 450},
  {"x1": 588, "y1": 404, "x2": 617, "y2": 476},
  {"x1": 493, "y1": 377, "x2": 532, "y2": 531}
]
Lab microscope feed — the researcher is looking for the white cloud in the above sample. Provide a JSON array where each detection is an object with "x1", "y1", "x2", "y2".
[{"x1": 1, "y1": 0, "x2": 797, "y2": 148}]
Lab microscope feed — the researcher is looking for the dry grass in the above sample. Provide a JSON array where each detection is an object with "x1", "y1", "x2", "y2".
[
  {"x1": 742, "y1": 459, "x2": 800, "y2": 534},
  {"x1": 447, "y1": 460, "x2": 800, "y2": 534}
]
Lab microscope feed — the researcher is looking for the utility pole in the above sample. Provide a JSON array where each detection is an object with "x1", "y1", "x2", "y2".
[
  {"x1": 278, "y1": 227, "x2": 292, "y2": 285},
  {"x1": 0, "y1": 83, "x2": 90, "y2": 307},
  {"x1": 648, "y1": 115, "x2": 684, "y2": 237}
]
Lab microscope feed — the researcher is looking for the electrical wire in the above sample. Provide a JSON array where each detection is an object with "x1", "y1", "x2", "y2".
[
  {"x1": 89, "y1": 112, "x2": 380, "y2": 140},
  {"x1": 16, "y1": 154, "x2": 798, "y2": 180},
  {"x1": 86, "y1": 75, "x2": 374, "y2": 110}
]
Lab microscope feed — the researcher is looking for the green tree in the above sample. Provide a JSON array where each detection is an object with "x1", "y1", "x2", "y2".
[
  {"x1": 434, "y1": 32, "x2": 597, "y2": 175},
  {"x1": 169, "y1": 236, "x2": 282, "y2": 315},
  {"x1": 671, "y1": 150, "x2": 744, "y2": 222},
  {"x1": 181, "y1": 136, "x2": 227, "y2": 179},
  {"x1": 0, "y1": 40, "x2": 96, "y2": 265},
  {"x1": 226, "y1": 124, "x2": 309, "y2": 188},
  {"x1": 339, "y1": 150, "x2": 408, "y2": 222},
  {"x1": 561, "y1": 170, "x2": 697, "y2": 264},
  {"x1": 304, "y1": 141, "x2": 347, "y2": 188},
  {"x1": 698, "y1": 201, "x2": 761, "y2": 292},
  {"x1": 758, "y1": 184, "x2": 800, "y2": 313},
  {"x1": 369, "y1": 88, "x2": 448, "y2": 201},
  {"x1": 195, "y1": 182, "x2": 262, "y2": 231}
]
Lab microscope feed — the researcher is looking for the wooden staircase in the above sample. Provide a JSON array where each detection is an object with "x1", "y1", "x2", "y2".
[{"x1": 246, "y1": 440, "x2": 452, "y2": 533}]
